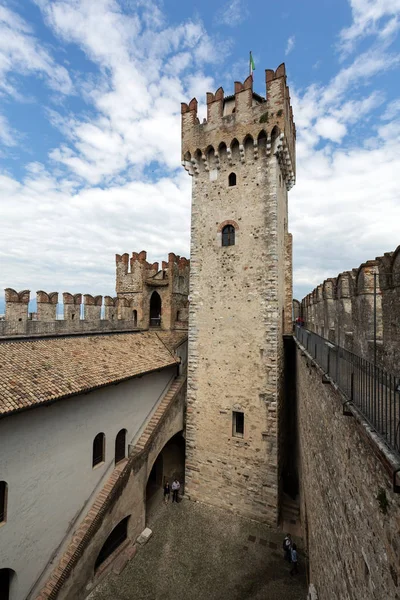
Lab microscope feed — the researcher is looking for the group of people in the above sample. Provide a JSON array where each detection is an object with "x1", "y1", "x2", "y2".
[
  {"x1": 163, "y1": 478, "x2": 181, "y2": 503},
  {"x1": 283, "y1": 533, "x2": 298, "y2": 575}
]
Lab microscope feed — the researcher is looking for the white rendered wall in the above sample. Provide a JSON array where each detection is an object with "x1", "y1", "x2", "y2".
[{"x1": 0, "y1": 366, "x2": 176, "y2": 600}]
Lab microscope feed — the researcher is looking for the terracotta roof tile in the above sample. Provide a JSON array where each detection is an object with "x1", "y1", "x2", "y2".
[
  {"x1": 0, "y1": 332, "x2": 178, "y2": 417},
  {"x1": 155, "y1": 331, "x2": 188, "y2": 353}
]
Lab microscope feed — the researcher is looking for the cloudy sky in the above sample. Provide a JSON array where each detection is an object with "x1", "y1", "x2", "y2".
[{"x1": 0, "y1": 0, "x2": 399, "y2": 310}]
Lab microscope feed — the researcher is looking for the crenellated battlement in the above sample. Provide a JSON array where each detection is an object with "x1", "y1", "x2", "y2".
[
  {"x1": 181, "y1": 64, "x2": 296, "y2": 189},
  {"x1": 300, "y1": 245, "x2": 400, "y2": 375},
  {"x1": 116, "y1": 250, "x2": 190, "y2": 331}
]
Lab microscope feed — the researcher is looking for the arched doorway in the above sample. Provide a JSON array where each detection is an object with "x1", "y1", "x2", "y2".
[
  {"x1": 0, "y1": 569, "x2": 15, "y2": 600},
  {"x1": 94, "y1": 516, "x2": 130, "y2": 572},
  {"x1": 149, "y1": 291, "x2": 161, "y2": 327},
  {"x1": 145, "y1": 432, "x2": 185, "y2": 523}
]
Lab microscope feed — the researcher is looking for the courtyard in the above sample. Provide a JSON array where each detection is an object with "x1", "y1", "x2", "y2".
[{"x1": 88, "y1": 499, "x2": 307, "y2": 600}]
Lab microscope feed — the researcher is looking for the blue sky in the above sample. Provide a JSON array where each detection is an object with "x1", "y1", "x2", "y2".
[{"x1": 1, "y1": 0, "x2": 400, "y2": 312}]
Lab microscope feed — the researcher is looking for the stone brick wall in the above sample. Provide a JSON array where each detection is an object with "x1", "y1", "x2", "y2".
[
  {"x1": 1, "y1": 249, "x2": 189, "y2": 338},
  {"x1": 301, "y1": 246, "x2": 400, "y2": 375},
  {"x1": 183, "y1": 66, "x2": 295, "y2": 524},
  {"x1": 296, "y1": 344, "x2": 400, "y2": 600}
]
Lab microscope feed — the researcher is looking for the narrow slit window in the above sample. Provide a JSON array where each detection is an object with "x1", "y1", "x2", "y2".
[
  {"x1": 232, "y1": 411, "x2": 244, "y2": 438},
  {"x1": 222, "y1": 225, "x2": 235, "y2": 247},
  {"x1": 0, "y1": 481, "x2": 7, "y2": 523},
  {"x1": 228, "y1": 172, "x2": 236, "y2": 187},
  {"x1": 93, "y1": 433, "x2": 105, "y2": 467}
]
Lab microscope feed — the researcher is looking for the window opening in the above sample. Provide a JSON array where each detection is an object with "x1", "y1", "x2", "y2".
[
  {"x1": 0, "y1": 569, "x2": 14, "y2": 600},
  {"x1": 0, "y1": 482, "x2": 7, "y2": 523},
  {"x1": 232, "y1": 411, "x2": 244, "y2": 437},
  {"x1": 222, "y1": 225, "x2": 235, "y2": 247},
  {"x1": 95, "y1": 516, "x2": 130, "y2": 571},
  {"x1": 115, "y1": 429, "x2": 127, "y2": 464},
  {"x1": 132, "y1": 310, "x2": 137, "y2": 326},
  {"x1": 93, "y1": 433, "x2": 105, "y2": 467},
  {"x1": 228, "y1": 172, "x2": 236, "y2": 187}
]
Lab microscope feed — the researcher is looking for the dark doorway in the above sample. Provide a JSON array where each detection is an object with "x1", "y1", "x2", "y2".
[
  {"x1": 146, "y1": 454, "x2": 163, "y2": 505},
  {"x1": 0, "y1": 569, "x2": 14, "y2": 600},
  {"x1": 150, "y1": 292, "x2": 162, "y2": 327},
  {"x1": 145, "y1": 432, "x2": 185, "y2": 523},
  {"x1": 94, "y1": 516, "x2": 130, "y2": 571},
  {"x1": 115, "y1": 429, "x2": 127, "y2": 464}
]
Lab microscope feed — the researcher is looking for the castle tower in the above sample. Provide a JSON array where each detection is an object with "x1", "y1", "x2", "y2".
[
  {"x1": 115, "y1": 251, "x2": 190, "y2": 330},
  {"x1": 182, "y1": 64, "x2": 296, "y2": 523}
]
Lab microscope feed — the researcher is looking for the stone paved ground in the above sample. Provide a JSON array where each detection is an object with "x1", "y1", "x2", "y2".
[{"x1": 88, "y1": 499, "x2": 307, "y2": 600}]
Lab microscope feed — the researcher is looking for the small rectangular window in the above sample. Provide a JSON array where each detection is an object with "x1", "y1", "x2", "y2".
[
  {"x1": 0, "y1": 481, "x2": 7, "y2": 523},
  {"x1": 232, "y1": 411, "x2": 244, "y2": 437}
]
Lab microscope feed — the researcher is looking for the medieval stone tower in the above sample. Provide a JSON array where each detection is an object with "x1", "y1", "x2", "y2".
[{"x1": 182, "y1": 64, "x2": 296, "y2": 524}]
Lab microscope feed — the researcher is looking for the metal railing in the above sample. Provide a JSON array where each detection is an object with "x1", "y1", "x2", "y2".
[{"x1": 295, "y1": 326, "x2": 400, "y2": 460}]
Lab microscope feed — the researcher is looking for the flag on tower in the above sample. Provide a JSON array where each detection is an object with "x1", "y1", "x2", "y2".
[{"x1": 250, "y1": 51, "x2": 255, "y2": 75}]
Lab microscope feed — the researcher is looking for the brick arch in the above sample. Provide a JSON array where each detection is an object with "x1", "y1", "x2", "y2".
[{"x1": 217, "y1": 219, "x2": 239, "y2": 233}]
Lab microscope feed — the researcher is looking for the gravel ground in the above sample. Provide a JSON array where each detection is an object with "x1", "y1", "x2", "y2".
[{"x1": 88, "y1": 499, "x2": 307, "y2": 600}]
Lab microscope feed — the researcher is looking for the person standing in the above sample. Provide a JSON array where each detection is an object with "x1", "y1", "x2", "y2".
[
  {"x1": 290, "y1": 543, "x2": 299, "y2": 575},
  {"x1": 171, "y1": 478, "x2": 180, "y2": 503},
  {"x1": 163, "y1": 481, "x2": 170, "y2": 504},
  {"x1": 283, "y1": 534, "x2": 292, "y2": 562}
]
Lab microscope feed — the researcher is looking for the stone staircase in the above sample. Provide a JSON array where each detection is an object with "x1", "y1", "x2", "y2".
[
  {"x1": 281, "y1": 494, "x2": 301, "y2": 537},
  {"x1": 35, "y1": 373, "x2": 186, "y2": 600},
  {"x1": 131, "y1": 375, "x2": 185, "y2": 454}
]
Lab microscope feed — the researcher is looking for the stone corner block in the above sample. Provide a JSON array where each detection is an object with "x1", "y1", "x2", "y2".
[{"x1": 136, "y1": 527, "x2": 153, "y2": 545}]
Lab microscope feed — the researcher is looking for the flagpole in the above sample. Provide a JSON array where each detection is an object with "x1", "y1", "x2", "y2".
[{"x1": 249, "y1": 51, "x2": 252, "y2": 76}]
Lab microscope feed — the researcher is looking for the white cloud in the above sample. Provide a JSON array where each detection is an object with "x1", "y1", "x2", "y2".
[
  {"x1": 30, "y1": 0, "x2": 223, "y2": 184},
  {"x1": 0, "y1": 166, "x2": 191, "y2": 295},
  {"x1": 314, "y1": 117, "x2": 347, "y2": 142},
  {"x1": 0, "y1": 114, "x2": 17, "y2": 146},
  {"x1": 288, "y1": 3, "x2": 400, "y2": 297},
  {"x1": 0, "y1": 3, "x2": 73, "y2": 98},
  {"x1": 0, "y1": 0, "x2": 222, "y2": 296},
  {"x1": 285, "y1": 35, "x2": 295, "y2": 56},
  {"x1": 214, "y1": 0, "x2": 249, "y2": 27},
  {"x1": 1, "y1": 0, "x2": 400, "y2": 306},
  {"x1": 339, "y1": 0, "x2": 400, "y2": 54},
  {"x1": 381, "y1": 98, "x2": 400, "y2": 120}
]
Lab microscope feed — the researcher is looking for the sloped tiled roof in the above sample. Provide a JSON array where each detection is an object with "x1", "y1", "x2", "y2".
[
  {"x1": 156, "y1": 330, "x2": 188, "y2": 353},
  {"x1": 0, "y1": 332, "x2": 179, "y2": 417}
]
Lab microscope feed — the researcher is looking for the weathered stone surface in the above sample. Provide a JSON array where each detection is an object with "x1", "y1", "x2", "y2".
[
  {"x1": 182, "y1": 68, "x2": 296, "y2": 524},
  {"x1": 301, "y1": 246, "x2": 400, "y2": 376},
  {"x1": 136, "y1": 528, "x2": 152, "y2": 545},
  {"x1": 296, "y1": 345, "x2": 400, "y2": 600}
]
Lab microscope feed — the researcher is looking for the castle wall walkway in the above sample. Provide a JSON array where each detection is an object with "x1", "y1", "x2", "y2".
[{"x1": 294, "y1": 334, "x2": 400, "y2": 600}]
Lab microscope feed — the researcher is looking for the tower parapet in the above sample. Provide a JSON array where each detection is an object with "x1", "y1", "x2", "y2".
[
  {"x1": 5, "y1": 288, "x2": 30, "y2": 321},
  {"x1": 37, "y1": 291, "x2": 58, "y2": 321},
  {"x1": 84, "y1": 294, "x2": 102, "y2": 321},
  {"x1": 63, "y1": 293, "x2": 82, "y2": 321},
  {"x1": 181, "y1": 64, "x2": 296, "y2": 190},
  {"x1": 104, "y1": 296, "x2": 118, "y2": 321}
]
